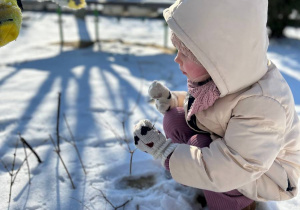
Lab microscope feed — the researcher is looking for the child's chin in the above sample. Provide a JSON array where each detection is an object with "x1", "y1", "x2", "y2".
[{"x1": 193, "y1": 74, "x2": 211, "y2": 82}]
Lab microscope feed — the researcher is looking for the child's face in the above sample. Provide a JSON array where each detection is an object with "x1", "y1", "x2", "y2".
[{"x1": 174, "y1": 51, "x2": 210, "y2": 82}]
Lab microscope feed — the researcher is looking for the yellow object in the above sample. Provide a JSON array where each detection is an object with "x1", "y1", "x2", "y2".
[
  {"x1": 0, "y1": 0, "x2": 22, "y2": 47},
  {"x1": 67, "y1": 0, "x2": 86, "y2": 10}
]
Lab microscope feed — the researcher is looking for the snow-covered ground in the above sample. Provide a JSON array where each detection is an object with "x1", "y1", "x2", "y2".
[{"x1": 0, "y1": 12, "x2": 299, "y2": 210}]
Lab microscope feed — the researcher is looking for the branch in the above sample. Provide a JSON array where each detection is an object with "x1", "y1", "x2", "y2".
[
  {"x1": 49, "y1": 135, "x2": 76, "y2": 189},
  {"x1": 56, "y1": 92, "x2": 62, "y2": 152},
  {"x1": 122, "y1": 121, "x2": 129, "y2": 144},
  {"x1": 22, "y1": 142, "x2": 31, "y2": 185},
  {"x1": 63, "y1": 114, "x2": 75, "y2": 141},
  {"x1": 121, "y1": 121, "x2": 131, "y2": 151},
  {"x1": 9, "y1": 139, "x2": 20, "y2": 203},
  {"x1": 115, "y1": 199, "x2": 132, "y2": 209},
  {"x1": 11, "y1": 139, "x2": 19, "y2": 174},
  {"x1": 12, "y1": 152, "x2": 33, "y2": 184},
  {"x1": 123, "y1": 60, "x2": 144, "y2": 122},
  {"x1": 19, "y1": 135, "x2": 42, "y2": 163},
  {"x1": 2, "y1": 140, "x2": 33, "y2": 207},
  {"x1": 70, "y1": 197, "x2": 92, "y2": 210},
  {"x1": 98, "y1": 189, "x2": 115, "y2": 209},
  {"x1": 0, "y1": 159, "x2": 12, "y2": 175},
  {"x1": 93, "y1": 63, "x2": 145, "y2": 176},
  {"x1": 92, "y1": 187, "x2": 132, "y2": 210},
  {"x1": 129, "y1": 149, "x2": 137, "y2": 176},
  {"x1": 98, "y1": 119, "x2": 124, "y2": 142},
  {"x1": 63, "y1": 114, "x2": 87, "y2": 175},
  {"x1": 59, "y1": 135, "x2": 72, "y2": 144}
]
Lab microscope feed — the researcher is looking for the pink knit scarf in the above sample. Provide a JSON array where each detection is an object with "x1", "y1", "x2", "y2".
[{"x1": 187, "y1": 79, "x2": 221, "y2": 121}]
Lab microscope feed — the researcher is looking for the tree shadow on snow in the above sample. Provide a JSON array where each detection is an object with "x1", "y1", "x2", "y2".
[{"x1": 0, "y1": 45, "x2": 180, "y2": 209}]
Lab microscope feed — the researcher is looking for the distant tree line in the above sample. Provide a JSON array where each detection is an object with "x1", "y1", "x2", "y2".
[
  {"x1": 21, "y1": 0, "x2": 300, "y2": 38},
  {"x1": 268, "y1": 0, "x2": 300, "y2": 37}
]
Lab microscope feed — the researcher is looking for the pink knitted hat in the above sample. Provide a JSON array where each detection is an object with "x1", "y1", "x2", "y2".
[{"x1": 171, "y1": 32, "x2": 202, "y2": 66}]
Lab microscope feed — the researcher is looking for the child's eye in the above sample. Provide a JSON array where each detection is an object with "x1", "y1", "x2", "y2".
[{"x1": 179, "y1": 51, "x2": 187, "y2": 57}]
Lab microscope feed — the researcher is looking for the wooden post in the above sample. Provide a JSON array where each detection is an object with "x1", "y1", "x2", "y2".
[
  {"x1": 94, "y1": 7, "x2": 100, "y2": 42},
  {"x1": 57, "y1": 6, "x2": 64, "y2": 46},
  {"x1": 164, "y1": 21, "x2": 168, "y2": 48}
]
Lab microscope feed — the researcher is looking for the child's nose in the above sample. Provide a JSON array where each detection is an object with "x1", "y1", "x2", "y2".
[{"x1": 174, "y1": 52, "x2": 181, "y2": 64}]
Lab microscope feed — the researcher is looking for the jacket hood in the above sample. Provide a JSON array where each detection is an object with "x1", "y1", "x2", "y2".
[{"x1": 164, "y1": 0, "x2": 269, "y2": 97}]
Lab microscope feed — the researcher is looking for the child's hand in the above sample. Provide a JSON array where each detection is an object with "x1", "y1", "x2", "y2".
[
  {"x1": 148, "y1": 81, "x2": 178, "y2": 114},
  {"x1": 134, "y1": 119, "x2": 177, "y2": 165}
]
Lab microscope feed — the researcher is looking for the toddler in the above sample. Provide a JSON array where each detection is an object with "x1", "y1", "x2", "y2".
[{"x1": 133, "y1": 0, "x2": 300, "y2": 209}]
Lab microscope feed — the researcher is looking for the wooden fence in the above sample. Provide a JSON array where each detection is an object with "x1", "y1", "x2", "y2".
[{"x1": 22, "y1": 0, "x2": 173, "y2": 48}]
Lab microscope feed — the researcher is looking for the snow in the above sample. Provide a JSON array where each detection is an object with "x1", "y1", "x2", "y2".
[{"x1": 0, "y1": 11, "x2": 299, "y2": 210}]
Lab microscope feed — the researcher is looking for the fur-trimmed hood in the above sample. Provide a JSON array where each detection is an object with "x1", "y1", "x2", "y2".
[{"x1": 164, "y1": 0, "x2": 269, "y2": 97}]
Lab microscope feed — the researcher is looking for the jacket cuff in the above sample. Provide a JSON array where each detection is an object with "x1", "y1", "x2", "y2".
[
  {"x1": 164, "y1": 153, "x2": 173, "y2": 171},
  {"x1": 161, "y1": 140, "x2": 178, "y2": 167}
]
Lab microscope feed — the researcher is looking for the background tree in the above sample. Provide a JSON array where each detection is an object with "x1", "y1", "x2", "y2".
[{"x1": 268, "y1": 0, "x2": 300, "y2": 38}]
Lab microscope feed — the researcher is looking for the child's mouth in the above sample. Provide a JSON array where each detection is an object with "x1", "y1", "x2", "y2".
[{"x1": 179, "y1": 67, "x2": 187, "y2": 76}]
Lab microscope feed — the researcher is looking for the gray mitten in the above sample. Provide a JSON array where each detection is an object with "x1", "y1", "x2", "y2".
[
  {"x1": 134, "y1": 119, "x2": 177, "y2": 165},
  {"x1": 148, "y1": 81, "x2": 179, "y2": 114}
]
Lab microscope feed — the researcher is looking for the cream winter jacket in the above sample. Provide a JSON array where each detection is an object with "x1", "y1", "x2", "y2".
[{"x1": 164, "y1": 0, "x2": 300, "y2": 201}]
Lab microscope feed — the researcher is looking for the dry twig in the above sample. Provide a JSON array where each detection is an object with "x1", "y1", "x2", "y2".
[
  {"x1": 92, "y1": 187, "x2": 132, "y2": 210},
  {"x1": 63, "y1": 114, "x2": 87, "y2": 175},
  {"x1": 129, "y1": 149, "x2": 137, "y2": 176},
  {"x1": 70, "y1": 197, "x2": 92, "y2": 210},
  {"x1": 95, "y1": 60, "x2": 146, "y2": 176},
  {"x1": 0, "y1": 159, "x2": 12, "y2": 175},
  {"x1": 12, "y1": 153, "x2": 32, "y2": 184},
  {"x1": 99, "y1": 117, "x2": 136, "y2": 175},
  {"x1": 22, "y1": 140, "x2": 31, "y2": 185},
  {"x1": 19, "y1": 134, "x2": 42, "y2": 163},
  {"x1": 56, "y1": 92, "x2": 62, "y2": 152},
  {"x1": 1, "y1": 134, "x2": 45, "y2": 206},
  {"x1": 49, "y1": 135, "x2": 76, "y2": 189},
  {"x1": 48, "y1": 92, "x2": 76, "y2": 189},
  {"x1": 99, "y1": 118, "x2": 123, "y2": 142},
  {"x1": 1, "y1": 139, "x2": 32, "y2": 205},
  {"x1": 121, "y1": 121, "x2": 137, "y2": 175},
  {"x1": 9, "y1": 139, "x2": 20, "y2": 203}
]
